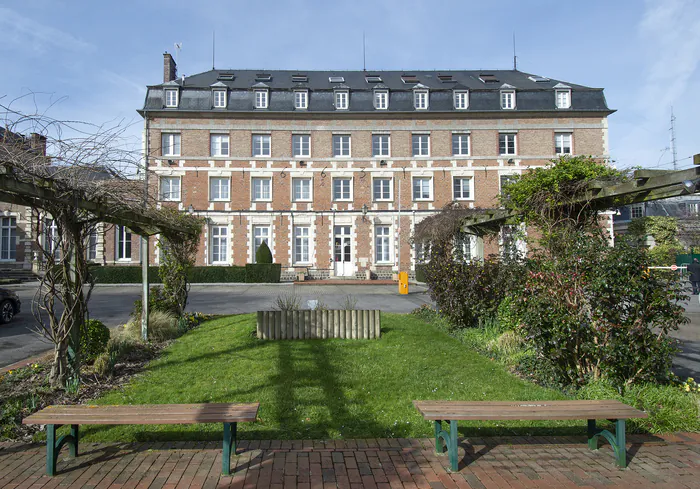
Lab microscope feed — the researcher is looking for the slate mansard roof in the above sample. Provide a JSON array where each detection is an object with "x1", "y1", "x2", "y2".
[{"x1": 141, "y1": 69, "x2": 613, "y2": 114}]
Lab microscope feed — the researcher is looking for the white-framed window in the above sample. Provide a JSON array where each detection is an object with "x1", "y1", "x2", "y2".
[
  {"x1": 292, "y1": 134, "x2": 310, "y2": 157},
  {"x1": 452, "y1": 134, "x2": 470, "y2": 156},
  {"x1": 292, "y1": 177, "x2": 312, "y2": 202},
  {"x1": 454, "y1": 91, "x2": 469, "y2": 109},
  {"x1": 453, "y1": 177, "x2": 472, "y2": 200},
  {"x1": 412, "y1": 134, "x2": 430, "y2": 157},
  {"x1": 252, "y1": 226, "x2": 270, "y2": 263},
  {"x1": 293, "y1": 226, "x2": 310, "y2": 263},
  {"x1": 415, "y1": 241, "x2": 430, "y2": 263},
  {"x1": 116, "y1": 225, "x2": 131, "y2": 261},
  {"x1": 0, "y1": 217, "x2": 17, "y2": 260},
  {"x1": 375, "y1": 225, "x2": 391, "y2": 263},
  {"x1": 372, "y1": 134, "x2": 390, "y2": 157},
  {"x1": 556, "y1": 89, "x2": 571, "y2": 109},
  {"x1": 159, "y1": 176, "x2": 181, "y2": 201},
  {"x1": 87, "y1": 229, "x2": 97, "y2": 261},
  {"x1": 500, "y1": 90, "x2": 515, "y2": 109},
  {"x1": 161, "y1": 133, "x2": 181, "y2": 157},
  {"x1": 373, "y1": 178, "x2": 392, "y2": 201},
  {"x1": 44, "y1": 219, "x2": 59, "y2": 260},
  {"x1": 414, "y1": 90, "x2": 428, "y2": 110},
  {"x1": 332, "y1": 177, "x2": 352, "y2": 201},
  {"x1": 210, "y1": 177, "x2": 230, "y2": 201},
  {"x1": 254, "y1": 89, "x2": 268, "y2": 109},
  {"x1": 555, "y1": 132, "x2": 572, "y2": 155},
  {"x1": 333, "y1": 135, "x2": 351, "y2": 157},
  {"x1": 412, "y1": 177, "x2": 432, "y2": 201},
  {"x1": 294, "y1": 90, "x2": 308, "y2": 109},
  {"x1": 334, "y1": 90, "x2": 349, "y2": 110},
  {"x1": 374, "y1": 90, "x2": 388, "y2": 110},
  {"x1": 252, "y1": 134, "x2": 271, "y2": 157},
  {"x1": 210, "y1": 225, "x2": 228, "y2": 264},
  {"x1": 500, "y1": 174, "x2": 518, "y2": 194},
  {"x1": 252, "y1": 177, "x2": 272, "y2": 201},
  {"x1": 210, "y1": 134, "x2": 230, "y2": 157},
  {"x1": 631, "y1": 204, "x2": 644, "y2": 219},
  {"x1": 165, "y1": 89, "x2": 178, "y2": 107},
  {"x1": 499, "y1": 133, "x2": 517, "y2": 155},
  {"x1": 213, "y1": 90, "x2": 227, "y2": 108},
  {"x1": 454, "y1": 233, "x2": 473, "y2": 262}
]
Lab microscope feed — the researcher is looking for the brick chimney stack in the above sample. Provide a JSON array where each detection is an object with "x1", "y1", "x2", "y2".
[
  {"x1": 29, "y1": 133, "x2": 47, "y2": 156},
  {"x1": 163, "y1": 52, "x2": 177, "y2": 83}
]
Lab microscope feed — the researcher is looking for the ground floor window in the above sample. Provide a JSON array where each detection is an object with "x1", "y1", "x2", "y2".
[
  {"x1": 293, "y1": 226, "x2": 310, "y2": 263},
  {"x1": 375, "y1": 225, "x2": 391, "y2": 263},
  {"x1": 253, "y1": 226, "x2": 270, "y2": 262},
  {"x1": 210, "y1": 226, "x2": 228, "y2": 264},
  {"x1": 455, "y1": 234, "x2": 473, "y2": 262},
  {"x1": 87, "y1": 229, "x2": 98, "y2": 261},
  {"x1": 0, "y1": 217, "x2": 17, "y2": 260},
  {"x1": 117, "y1": 225, "x2": 131, "y2": 260}
]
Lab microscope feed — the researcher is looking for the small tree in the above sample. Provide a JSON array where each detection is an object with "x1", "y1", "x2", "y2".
[{"x1": 255, "y1": 241, "x2": 273, "y2": 264}]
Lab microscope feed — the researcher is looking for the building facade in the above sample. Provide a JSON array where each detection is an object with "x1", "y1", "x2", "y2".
[{"x1": 131, "y1": 54, "x2": 612, "y2": 280}]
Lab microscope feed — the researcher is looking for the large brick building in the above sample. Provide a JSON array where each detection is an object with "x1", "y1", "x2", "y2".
[{"x1": 109, "y1": 54, "x2": 613, "y2": 280}]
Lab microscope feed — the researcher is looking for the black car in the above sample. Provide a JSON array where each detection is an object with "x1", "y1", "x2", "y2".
[{"x1": 0, "y1": 288, "x2": 21, "y2": 323}]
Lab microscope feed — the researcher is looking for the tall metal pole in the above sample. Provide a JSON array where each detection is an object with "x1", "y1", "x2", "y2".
[
  {"x1": 140, "y1": 115, "x2": 150, "y2": 341},
  {"x1": 397, "y1": 179, "x2": 401, "y2": 272}
]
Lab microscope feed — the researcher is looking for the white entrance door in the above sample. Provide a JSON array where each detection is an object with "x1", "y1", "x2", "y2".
[{"x1": 334, "y1": 226, "x2": 353, "y2": 277}]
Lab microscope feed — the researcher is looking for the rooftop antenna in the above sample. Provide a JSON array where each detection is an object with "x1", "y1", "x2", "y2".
[
  {"x1": 512, "y1": 32, "x2": 517, "y2": 70},
  {"x1": 212, "y1": 30, "x2": 216, "y2": 70},
  {"x1": 174, "y1": 42, "x2": 182, "y2": 67},
  {"x1": 670, "y1": 106, "x2": 678, "y2": 170},
  {"x1": 363, "y1": 31, "x2": 366, "y2": 71}
]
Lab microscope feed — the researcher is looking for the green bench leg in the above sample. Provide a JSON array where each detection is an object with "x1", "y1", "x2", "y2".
[
  {"x1": 587, "y1": 419, "x2": 627, "y2": 468},
  {"x1": 434, "y1": 420, "x2": 459, "y2": 472},
  {"x1": 45, "y1": 424, "x2": 80, "y2": 476},
  {"x1": 222, "y1": 422, "x2": 237, "y2": 475}
]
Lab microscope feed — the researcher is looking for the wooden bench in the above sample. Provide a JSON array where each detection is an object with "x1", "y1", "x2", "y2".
[
  {"x1": 22, "y1": 403, "x2": 259, "y2": 476},
  {"x1": 413, "y1": 400, "x2": 647, "y2": 471}
]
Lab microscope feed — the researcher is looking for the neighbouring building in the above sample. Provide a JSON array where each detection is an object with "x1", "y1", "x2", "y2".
[{"x1": 126, "y1": 53, "x2": 612, "y2": 280}]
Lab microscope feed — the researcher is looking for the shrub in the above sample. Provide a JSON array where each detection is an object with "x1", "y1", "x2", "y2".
[
  {"x1": 94, "y1": 333, "x2": 145, "y2": 377},
  {"x1": 79, "y1": 319, "x2": 110, "y2": 363},
  {"x1": 88, "y1": 266, "x2": 247, "y2": 284},
  {"x1": 255, "y1": 241, "x2": 273, "y2": 264},
  {"x1": 245, "y1": 263, "x2": 281, "y2": 283},
  {"x1": 124, "y1": 310, "x2": 179, "y2": 342},
  {"x1": 188, "y1": 266, "x2": 246, "y2": 283},
  {"x1": 339, "y1": 295, "x2": 358, "y2": 310},
  {"x1": 414, "y1": 264, "x2": 427, "y2": 283},
  {"x1": 273, "y1": 293, "x2": 301, "y2": 311},
  {"x1": 132, "y1": 287, "x2": 179, "y2": 320}
]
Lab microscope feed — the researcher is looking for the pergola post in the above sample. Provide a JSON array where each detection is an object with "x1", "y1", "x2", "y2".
[{"x1": 141, "y1": 236, "x2": 149, "y2": 341}]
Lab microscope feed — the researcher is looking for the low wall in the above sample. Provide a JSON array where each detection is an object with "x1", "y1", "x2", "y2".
[{"x1": 256, "y1": 310, "x2": 381, "y2": 340}]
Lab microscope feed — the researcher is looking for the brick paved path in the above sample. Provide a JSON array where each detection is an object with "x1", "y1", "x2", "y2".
[{"x1": 2, "y1": 434, "x2": 700, "y2": 488}]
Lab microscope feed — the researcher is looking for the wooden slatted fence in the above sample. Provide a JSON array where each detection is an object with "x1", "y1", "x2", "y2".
[{"x1": 256, "y1": 310, "x2": 381, "y2": 340}]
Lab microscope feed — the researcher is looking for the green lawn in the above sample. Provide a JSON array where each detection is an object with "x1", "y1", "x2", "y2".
[{"x1": 83, "y1": 313, "x2": 578, "y2": 442}]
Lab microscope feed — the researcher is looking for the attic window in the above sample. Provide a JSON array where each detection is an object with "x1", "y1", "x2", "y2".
[
  {"x1": 438, "y1": 74, "x2": 454, "y2": 82},
  {"x1": 528, "y1": 75, "x2": 550, "y2": 82},
  {"x1": 479, "y1": 74, "x2": 499, "y2": 83},
  {"x1": 255, "y1": 73, "x2": 272, "y2": 82},
  {"x1": 365, "y1": 75, "x2": 382, "y2": 83},
  {"x1": 329, "y1": 76, "x2": 345, "y2": 83},
  {"x1": 217, "y1": 73, "x2": 235, "y2": 81},
  {"x1": 401, "y1": 74, "x2": 419, "y2": 84},
  {"x1": 292, "y1": 74, "x2": 308, "y2": 83}
]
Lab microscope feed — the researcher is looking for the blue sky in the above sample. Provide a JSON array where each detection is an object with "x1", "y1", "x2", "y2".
[{"x1": 1, "y1": 0, "x2": 698, "y2": 171}]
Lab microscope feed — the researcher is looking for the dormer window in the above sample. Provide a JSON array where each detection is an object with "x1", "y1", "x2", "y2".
[
  {"x1": 453, "y1": 90, "x2": 469, "y2": 110},
  {"x1": 164, "y1": 89, "x2": 178, "y2": 108},
  {"x1": 294, "y1": 90, "x2": 308, "y2": 110},
  {"x1": 556, "y1": 89, "x2": 571, "y2": 109},
  {"x1": 500, "y1": 90, "x2": 515, "y2": 109},
  {"x1": 292, "y1": 74, "x2": 308, "y2": 83},
  {"x1": 254, "y1": 89, "x2": 268, "y2": 109},
  {"x1": 413, "y1": 89, "x2": 428, "y2": 110},
  {"x1": 213, "y1": 90, "x2": 227, "y2": 108},
  {"x1": 366, "y1": 75, "x2": 382, "y2": 83},
  {"x1": 374, "y1": 90, "x2": 388, "y2": 110},
  {"x1": 334, "y1": 90, "x2": 349, "y2": 110}
]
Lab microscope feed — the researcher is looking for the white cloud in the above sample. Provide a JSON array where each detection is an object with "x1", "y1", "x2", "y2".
[{"x1": 0, "y1": 7, "x2": 95, "y2": 55}]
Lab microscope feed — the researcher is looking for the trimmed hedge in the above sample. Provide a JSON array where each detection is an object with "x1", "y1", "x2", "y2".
[
  {"x1": 89, "y1": 265, "x2": 260, "y2": 284},
  {"x1": 245, "y1": 263, "x2": 282, "y2": 283},
  {"x1": 415, "y1": 264, "x2": 427, "y2": 283}
]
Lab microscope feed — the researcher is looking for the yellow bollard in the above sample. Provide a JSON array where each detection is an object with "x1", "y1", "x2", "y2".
[{"x1": 399, "y1": 271, "x2": 409, "y2": 295}]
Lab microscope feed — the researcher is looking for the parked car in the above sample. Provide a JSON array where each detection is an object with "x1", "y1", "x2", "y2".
[{"x1": 0, "y1": 288, "x2": 21, "y2": 323}]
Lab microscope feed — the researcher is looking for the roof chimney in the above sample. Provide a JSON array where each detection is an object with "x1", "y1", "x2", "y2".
[
  {"x1": 29, "y1": 133, "x2": 47, "y2": 156},
  {"x1": 163, "y1": 52, "x2": 177, "y2": 83}
]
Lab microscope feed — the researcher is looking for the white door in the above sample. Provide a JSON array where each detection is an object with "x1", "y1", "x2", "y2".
[{"x1": 334, "y1": 226, "x2": 353, "y2": 277}]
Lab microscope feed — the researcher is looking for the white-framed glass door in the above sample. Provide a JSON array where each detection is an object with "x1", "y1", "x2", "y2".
[{"x1": 333, "y1": 225, "x2": 353, "y2": 277}]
